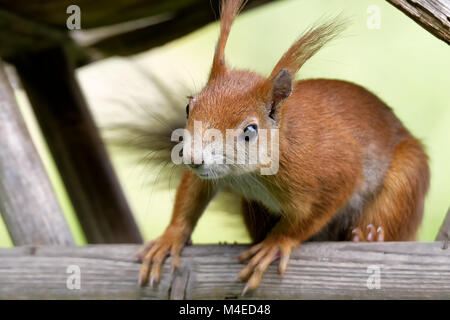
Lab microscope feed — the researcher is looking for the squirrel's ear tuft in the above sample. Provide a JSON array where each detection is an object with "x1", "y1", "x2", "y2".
[
  {"x1": 269, "y1": 18, "x2": 347, "y2": 79},
  {"x1": 209, "y1": 0, "x2": 246, "y2": 81},
  {"x1": 267, "y1": 68, "x2": 292, "y2": 123}
]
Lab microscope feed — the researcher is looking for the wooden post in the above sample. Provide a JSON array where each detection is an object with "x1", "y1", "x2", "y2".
[
  {"x1": 436, "y1": 207, "x2": 450, "y2": 241},
  {"x1": 0, "y1": 243, "x2": 449, "y2": 299},
  {"x1": 0, "y1": 62, "x2": 74, "y2": 245},
  {"x1": 13, "y1": 46, "x2": 142, "y2": 244}
]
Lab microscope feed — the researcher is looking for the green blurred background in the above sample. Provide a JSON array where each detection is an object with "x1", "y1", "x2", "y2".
[{"x1": 0, "y1": 0, "x2": 449, "y2": 246}]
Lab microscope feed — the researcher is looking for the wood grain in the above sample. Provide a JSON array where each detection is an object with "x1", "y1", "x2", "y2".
[
  {"x1": 0, "y1": 62, "x2": 74, "y2": 245},
  {"x1": 0, "y1": 243, "x2": 449, "y2": 299},
  {"x1": 386, "y1": 0, "x2": 450, "y2": 44}
]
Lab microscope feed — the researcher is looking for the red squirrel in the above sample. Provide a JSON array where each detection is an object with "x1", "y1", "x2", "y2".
[{"x1": 137, "y1": 0, "x2": 430, "y2": 293}]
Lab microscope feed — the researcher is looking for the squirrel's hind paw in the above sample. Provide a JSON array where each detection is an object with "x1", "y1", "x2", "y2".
[{"x1": 352, "y1": 224, "x2": 384, "y2": 242}]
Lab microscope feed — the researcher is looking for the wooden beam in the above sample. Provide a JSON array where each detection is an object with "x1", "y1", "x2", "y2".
[
  {"x1": 0, "y1": 243, "x2": 449, "y2": 299},
  {"x1": 0, "y1": 0, "x2": 275, "y2": 64},
  {"x1": 0, "y1": 8, "x2": 90, "y2": 66},
  {"x1": 386, "y1": 0, "x2": 450, "y2": 44},
  {"x1": 0, "y1": 0, "x2": 197, "y2": 30},
  {"x1": 85, "y1": 0, "x2": 275, "y2": 58},
  {"x1": 13, "y1": 46, "x2": 142, "y2": 244},
  {"x1": 436, "y1": 207, "x2": 450, "y2": 241},
  {"x1": 0, "y1": 62, "x2": 74, "y2": 245},
  {"x1": 0, "y1": 0, "x2": 274, "y2": 30},
  {"x1": 85, "y1": 2, "x2": 220, "y2": 57}
]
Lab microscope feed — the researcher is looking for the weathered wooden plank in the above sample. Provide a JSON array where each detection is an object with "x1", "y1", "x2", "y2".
[
  {"x1": 386, "y1": 0, "x2": 450, "y2": 44},
  {"x1": 0, "y1": 62, "x2": 74, "y2": 245},
  {"x1": 436, "y1": 207, "x2": 450, "y2": 241},
  {"x1": 0, "y1": 243, "x2": 449, "y2": 299},
  {"x1": 13, "y1": 47, "x2": 142, "y2": 244}
]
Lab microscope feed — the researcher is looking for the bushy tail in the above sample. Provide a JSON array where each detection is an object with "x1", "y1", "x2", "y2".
[{"x1": 104, "y1": 73, "x2": 187, "y2": 189}]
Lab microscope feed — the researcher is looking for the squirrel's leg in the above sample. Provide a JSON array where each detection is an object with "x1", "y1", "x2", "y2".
[
  {"x1": 350, "y1": 137, "x2": 429, "y2": 242},
  {"x1": 138, "y1": 170, "x2": 215, "y2": 286}
]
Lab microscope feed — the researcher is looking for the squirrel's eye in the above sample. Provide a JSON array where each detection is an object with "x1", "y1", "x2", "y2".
[
  {"x1": 243, "y1": 124, "x2": 258, "y2": 142},
  {"x1": 186, "y1": 104, "x2": 190, "y2": 118}
]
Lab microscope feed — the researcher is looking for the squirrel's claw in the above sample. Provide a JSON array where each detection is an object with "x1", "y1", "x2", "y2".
[
  {"x1": 138, "y1": 242, "x2": 160, "y2": 285},
  {"x1": 137, "y1": 230, "x2": 188, "y2": 286},
  {"x1": 237, "y1": 237, "x2": 297, "y2": 295},
  {"x1": 352, "y1": 225, "x2": 384, "y2": 242}
]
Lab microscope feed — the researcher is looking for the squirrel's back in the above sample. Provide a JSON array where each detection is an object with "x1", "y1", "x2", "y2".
[{"x1": 282, "y1": 79, "x2": 412, "y2": 154}]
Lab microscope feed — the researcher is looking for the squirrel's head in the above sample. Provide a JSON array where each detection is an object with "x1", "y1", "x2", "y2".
[
  {"x1": 182, "y1": 67, "x2": 289, "y2": 179},
  {"x1": 179, "y1": 0, "x2": 344, "y2": 180}
]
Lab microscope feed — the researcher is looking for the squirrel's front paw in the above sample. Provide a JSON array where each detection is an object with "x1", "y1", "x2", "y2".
[
  {"x1": 237, "y1": 236, "x2": 299, "y2": 295},
  {"x1": 137, "y1": 227, "x2": 190, "y2": 287}
]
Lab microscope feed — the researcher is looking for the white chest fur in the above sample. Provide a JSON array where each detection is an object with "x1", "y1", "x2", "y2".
[{"x1": 221, "y1": 174, "x2": 282, "y2": 214}]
